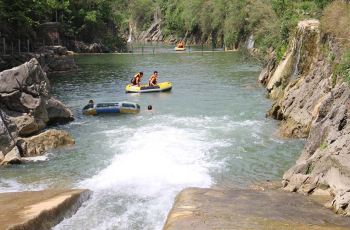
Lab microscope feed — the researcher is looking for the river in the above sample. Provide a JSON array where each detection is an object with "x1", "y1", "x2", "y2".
[{"x1": 0, "y1": 51, "x2": 304, "y2": 229}]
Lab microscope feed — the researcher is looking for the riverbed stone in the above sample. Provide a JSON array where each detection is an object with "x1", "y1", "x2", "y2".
[
  {"x1": 164, "y1": 187, "x2": 350, "y2": 230},
  {"x1": 0, "y1": 189, "x2": 91, "y2": 230},
  {"x1": 18, "y1": 129, "x2": 75, "y2": 157}
]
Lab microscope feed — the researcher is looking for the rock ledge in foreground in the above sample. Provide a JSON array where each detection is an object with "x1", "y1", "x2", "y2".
[
  {"x1": 164, "y1": 187, "x2": 350, "y2": 230},
  {"x1": 0, "y1": 189, "x2": 91, "y2": 230}
]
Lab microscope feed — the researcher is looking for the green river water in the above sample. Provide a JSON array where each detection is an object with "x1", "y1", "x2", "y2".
[{"x1": 0, "y1": 51, "x2": 304, "y2": 229}]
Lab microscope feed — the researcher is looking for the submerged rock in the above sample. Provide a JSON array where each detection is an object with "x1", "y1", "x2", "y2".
[
  {"x1": 0, "y1": 189, "x2": 91, "y2": 230},
  {"x1": 164, "y1": 187, "x2": 350, "y2": 229}
]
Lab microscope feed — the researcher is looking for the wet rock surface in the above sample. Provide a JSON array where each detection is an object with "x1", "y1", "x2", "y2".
[
  {"x1": 164, "y1": 187, "x2": 350, "y2": 230},
  {"x1": 0, "y1": 189, "x2": 91, "y2": 230}
]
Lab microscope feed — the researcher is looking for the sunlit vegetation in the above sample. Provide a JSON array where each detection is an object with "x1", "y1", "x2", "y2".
[{"x1": 0, "y1": 0, "x2": 337, "y2": 54}]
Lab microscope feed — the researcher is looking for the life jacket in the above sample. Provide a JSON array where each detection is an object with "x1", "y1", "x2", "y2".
[
  {"x1": 149, "y1": 75, "x2": 157, "y2": 85},
  {"x1": 177, "y1": 42, "x2": 184, "y2": 48},
  {"x1": 131, "y1": 73, "x2": 141, "y2": 85}
]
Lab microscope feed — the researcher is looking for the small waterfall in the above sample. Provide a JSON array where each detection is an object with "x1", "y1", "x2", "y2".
[
  {"x1": 291, "y1": 28, "x2": 304, "y2": 78},
  {"x1": 127, "y1": 24, "x2": 132, "y2": 43},
  {"x1": 247, "y1": 34, "x2": 255, "y2": 50}
]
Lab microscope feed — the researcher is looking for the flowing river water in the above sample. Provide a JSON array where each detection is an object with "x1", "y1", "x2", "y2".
[{"x1": 0, "y1": 51, "x2": 304, "y2": 229}]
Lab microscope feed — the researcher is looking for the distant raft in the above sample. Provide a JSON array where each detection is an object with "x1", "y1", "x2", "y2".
[
  {"x1": 174, "y1": 47, "x2": 186, "y2": 51},
  {"x1": 83, "y1": 102, "x2": 140, "y2": 115},
  {"x1": 125, "y1": 82, "x2": 172, "y2": 93}
]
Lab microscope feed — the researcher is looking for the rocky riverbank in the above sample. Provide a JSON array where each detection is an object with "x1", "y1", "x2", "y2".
[
  {"x1": 0, "y1": 46, "x2": 78, "y2": 74},
  {"x1": 259, "y1": 18, "x2": 350, "y2": 215},
  {"x1": 0, "y1": 189, "x2": 91, "y2": 230},
  {"x1": 0, "y1": 58, "x2": 74, "y2": 165}
]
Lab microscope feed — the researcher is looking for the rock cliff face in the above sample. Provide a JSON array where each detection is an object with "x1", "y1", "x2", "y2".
[
  {"x1": 0, "y1": 58, "x2": 74, "y2": 165},
  {"x1": 260, "y1": 19, "x2": 350, "y2": 215},
  {"x1": 138, "y1": 20, "x2": 164, "y2": 42}
]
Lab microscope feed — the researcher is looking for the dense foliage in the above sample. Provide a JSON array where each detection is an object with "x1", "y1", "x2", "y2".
[
  {"x1": 159, "y1": 0, "x2": 331, "y2": 57},
  {"x1": 0, "y1": 0, "x2": 335, "y2": 53},
  {"x1": 0, "y1": 0, "x2": 130, "y2": 50}
]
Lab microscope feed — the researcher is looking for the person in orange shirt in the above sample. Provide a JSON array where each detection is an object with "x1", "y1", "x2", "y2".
[
  {"x1": 177, "y1": 41, "x2": 185, "y2": 48},
  {"x1": 148, "y1": 71, "x2": 158, "y2": 86},
  {"x1": 131, "y1": 72, "x2": 143, "y2": 86}
]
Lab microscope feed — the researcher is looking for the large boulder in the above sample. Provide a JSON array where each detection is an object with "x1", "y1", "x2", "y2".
[
  {"x1": 0, "y1": 59, "x2": 75, "y2": 165},
  {"x1": 0, "y1": 58, "x2": 74, "y2": 136}
]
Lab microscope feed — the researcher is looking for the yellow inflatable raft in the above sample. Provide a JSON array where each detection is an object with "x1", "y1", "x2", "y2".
[
  {"x1": 174, "y1": 47, "x2": 186, "y2": 51},
  {"x1": 125, "y1": 82, "x2": 172, "y2": 93}
]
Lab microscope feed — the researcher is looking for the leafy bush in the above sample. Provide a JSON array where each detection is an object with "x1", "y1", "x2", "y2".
[
  {"x1": 334, "y1": 50, "x2": 350, "y2": 83},
  {"x1": 321, "y1": 0, "x2": 350, "y2": 49}
]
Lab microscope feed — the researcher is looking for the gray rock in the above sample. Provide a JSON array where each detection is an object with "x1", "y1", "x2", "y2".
[
  {"x1": 0, "y1": 58, "x2": 74, "y2": 163},
  {"x1": 0, "y1": 110, "x2": 17, "y2": 154},
  {"x1": 1, "y1": 146, "x2": 21, "y2": 165},
  {"x1": 0, "y1": 58, "x2": 73, "y2": 136},
  {"x1": 46, "y1": 98, "x2": 74, "y2": 124}
]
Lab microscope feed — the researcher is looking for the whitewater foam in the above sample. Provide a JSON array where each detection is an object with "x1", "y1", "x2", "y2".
[{"x1": 55, "y1": 115, "x2": 275, "y2": 229}]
